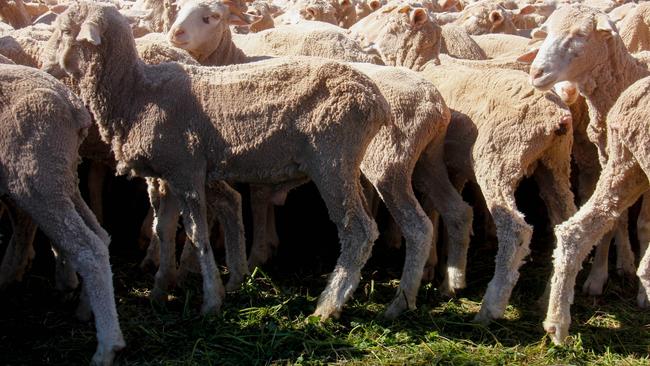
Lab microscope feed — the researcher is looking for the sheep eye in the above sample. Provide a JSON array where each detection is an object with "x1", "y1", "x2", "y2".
[
  {"x1": 202, "y1": 16, "x2": 210, "y2": 24},
  {"x1": 211, "y1": 14, "x2": 221, "y2": 20}
]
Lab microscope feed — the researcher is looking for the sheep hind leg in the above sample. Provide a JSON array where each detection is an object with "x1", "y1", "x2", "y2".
[
  {"x1": 545, "y1": 149, "x2": 648, "y2": 344},
  {"x1": 636, "y1": 192, "x2": 650, "y2": 307},
  {"x1": 247, "y1": 185, "x2": 273, "y2": 271},
  {"x1": 0, "y1": 203, "x2": 37, "y2": 288},
  {"x1": 149, "y1": 180, "x2": 180, "y2": 304},
  {"x1": 474, "y1": 185, "x2": 533, "y2": 323},
  {"x1": 311, "y1": 167, "x2": 378, "y2": 321},
  {"x1": 582, "y1": 233, "x2": 613, "y2": 296},
  {"x1": 140, "y1": 179, "x2": 163, "y2": 272},
  {"x1": 205, "y1": 181, "x2": 248, "y2": 291},
  {"x1": 169, "y1": 175, "x2": 225, "y2": 315},
  {"x1": 366, "y1": 173, "x2": 433, "y2": 319},
  {"x1": 21, "y1": 194, "x2": 124, "y2": 365},
  {"x1": 615, "y1": 210, "x2": 636, "y2": 278},
  {"x1": 414, "y1": 140, "x2": 473, "y2": 296}
]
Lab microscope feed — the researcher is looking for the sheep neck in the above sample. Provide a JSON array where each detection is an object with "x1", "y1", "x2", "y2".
[
  {"x1": 581, "y1": 35, "x2": 649, "y2": 126},
  {"x1": 80, "y1": 39, "x2": 143, "y2": 151},
  {"x1": 196, "y1": 25, "x2": 247, "y2": 66}
]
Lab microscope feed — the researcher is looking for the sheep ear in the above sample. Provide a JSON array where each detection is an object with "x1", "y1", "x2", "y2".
[
  {"x1": 76, "y1": 20, "x2": 101, "y2": 45},
  {"x1": 489, "y1": 10, "x2": 503, "y2": 25},
  {"x1": 516, "y1": 48, "x2": 538, "y2": 63},
  {"x1": 439, "y1": 0, "x2": 457, "y2": 11},
  {"x1": 339, "y1": 0, "x2": 351, "y2": 7},
  {"x1": 369, "y1": 0, "x2": 382, "y2": 11},
  {"x1": 398, "y1": 4, "x2": 411, "y2": 14},
  {"x1": 410, "y1": 8, "x2": 428, "y2": 28},
  {"x1": 595, "y1": 13, "x2": 617, "y2": 36}
]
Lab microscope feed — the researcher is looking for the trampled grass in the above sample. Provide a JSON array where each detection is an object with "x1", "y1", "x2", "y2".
[{"x1": 1, "y1": 179, "x2": 649, "y2": 365}]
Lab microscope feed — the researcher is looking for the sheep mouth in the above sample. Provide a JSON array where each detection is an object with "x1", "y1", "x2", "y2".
[
  {"x1": 169, "y1": 39, "x2": 189, "y2": 47},
  {"x1": 530, "y1": 73, "x2": 557, "y2": 90}
]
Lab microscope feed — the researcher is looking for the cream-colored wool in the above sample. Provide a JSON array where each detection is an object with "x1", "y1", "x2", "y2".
[
  {"x1": 619, "y1": 2, "x2": 650, "y2": 53},
  {"x1": 472, "y1": 32, "x2": 530, "y2": 57},
  {"x1": 440, "y1": 24, "x2": 488, "y2": 59}
]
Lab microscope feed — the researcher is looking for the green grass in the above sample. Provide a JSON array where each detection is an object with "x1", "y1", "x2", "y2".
[{"x1": 1, "y1": 244, "x2": 649, "y2": 366}]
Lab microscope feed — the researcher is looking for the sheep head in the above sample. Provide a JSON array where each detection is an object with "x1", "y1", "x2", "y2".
[
  {"x1": 452, "y1": 1, "x2": 518, "y2": 35},
  {"x1": 350, "y1": 1, "x2": 440, "y2": 71},
  {"x1": 517, "y1": 4, "x2": 618, "y2": 90},
  {"x1": 168, "y1": 0, "x2": 260, "y2": 59}
]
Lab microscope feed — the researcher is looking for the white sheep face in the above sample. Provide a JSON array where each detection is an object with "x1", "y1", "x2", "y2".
[
  {"x1": 168, "y1": 0, "x2": 232, "y2": 53},
  {"x1": 526, "y1": 5, "x2": 616, "y2": 90}
]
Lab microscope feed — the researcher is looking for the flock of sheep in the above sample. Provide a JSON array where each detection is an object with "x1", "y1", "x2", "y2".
[{"x1": 1, "y1": 0, "x2": 650, "y2": 364}]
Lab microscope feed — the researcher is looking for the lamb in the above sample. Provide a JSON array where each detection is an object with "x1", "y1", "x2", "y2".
[
  {"x1": 0, "y1": 63, "x2": 124, "y2": 366},
  {"x1": 44, "y1": 1, "x2": 390, "y2": 320},
  {"x1": 419, "y1": 61, "x2": 575, "y2": 323},
  {"x1": 521, "y1": 4, "x2": 650, "y2": 343},
  {"x1": 169, "y1": 0, "x2": 474, "y2": 313}
]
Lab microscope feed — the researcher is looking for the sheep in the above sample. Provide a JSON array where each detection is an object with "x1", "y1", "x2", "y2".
[
  {"x1": 419, "y1": 61, "x2": 575, "y2": 323},
  {"x1": 450, "y1": 0, "x2": 519, "y2": 35},
  {"x1": 274, "y1": 0, "x2": 339, "y2": 26},
  {"x1": 521, "y1": 4, "x2": 650, "y2": 343},
  {"x1": 229, "y1": 21, "x2": 382, "y2": 65},
  {"x1": 44, "y1": 1, "x2": 390, "y2": 320},
  {"x1": 618, "y1": 2, "x2": 650, "y2": 53},
  {"x1": 127, "y1": 0, "x2": 179, "y2": 37},
  {"x1": 348, "y1": 1, "x2": 442, "y2": 70},
  {"x1": 166, "y1": 0, "x2": 472, "y2": 316},
  {"x1": 541, "y1": 75, "x2": 650, "y2": 345},
  {"x1": 0, "y1": 63, "x2": 124, "y2": 366}
]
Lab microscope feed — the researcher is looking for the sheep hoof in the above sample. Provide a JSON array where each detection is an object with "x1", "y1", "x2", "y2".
[
  {"x1": 582, "y1": 274, "x2": 606, "y2": 296},
  {"x1": 472, "y1": 307, "x2": 494, "y2": 325},
  {"x1": 225, "y1": 274, "x2": 246, "y2": 292},
  {"x1": 200, "y1": 301, "x2": 221, "y2": 316},
  {"x1": 543, "y1": 319, "x2": 569, "y2": 345},
  {"x1": 312, "y1": 304, "x2": 341, "y2": 321},
  {"x1": 91, "y1": 338, "x2": 125, "y2": 366},
  {"x1": 384, "y1": 295, "x2": 413, "y2": 320}
]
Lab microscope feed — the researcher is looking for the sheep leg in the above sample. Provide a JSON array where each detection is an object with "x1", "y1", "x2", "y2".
[
  {"x1": 205, "y1": 180, "x2": 248, "y2": 291},
  {"x1": 87, "y1": 161, "x2": 107, "y2": 225},
  {"x1": 545, "y1": 146, "x2": 648, "y2": 345},
  {"x1": 169, "y1": 175, "x2": 225, "y2": 315},
  {"x1": 311, "y1": 168, "x2": 379, "y2": 320},
  {"x1": 637, "y1": 193, "x2": 650, "y2": 307},
  {"x1": 140, "y1": 180, "x2": 162, "y2": 272},
  {"x1": 149, "y1": 179, "x2": 180, "y2": 304},
  {"x1": 582, "y1": 233, "x2": 613, "y2": 296},
  {"x1": 21, "y1": 194, "x2": 124, "y2": 365},
  {"x1": 0, "y1": 203, "x2": 37, "y2": 288},
  {"x1": 474, "y1": 184, "x2": 532, "y2": 323},
  {"x1": 421, "y1": 210, "x2": 440, "y2": 283},
  {"x1": 614, "y1": 210, "x2": 636, "y2": 278},
  {"x1": 267, "y1": 204, "x2": 280, "y2": 252},
  {"x1": 366, "y1": 171, "x2": 434, "y2": 319},
  {"x1": 248, "y1": 185, "x2": 273, "y2": 270},
  {"x1": 414, "y1": 140, "x2": 473, "y2": 296}
]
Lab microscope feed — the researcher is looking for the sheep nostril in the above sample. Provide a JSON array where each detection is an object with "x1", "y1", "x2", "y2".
[
  {"x1": 531, "y1": 67, "x2": 544, "y2": 79},
  {"x1": 174, "y1": 29, "x2": 185, "y2": 38}
]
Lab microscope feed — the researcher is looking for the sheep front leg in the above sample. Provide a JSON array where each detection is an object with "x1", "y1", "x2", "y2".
[
  {"x1": 149, "y1": 179, "x2": 180, "y2": 304},
  {"x1": 582, "y1": 233, "x2": 613, "y2": 296},
  {"x1": 614, "y1": 212, "x2": 636, "y2": 278},
  {"x1": 311, "y1": 169, "x2": 379, "y2": 320},
  {"x1": 474, "y1": 184, "x2": 533, "y2": 323},
  {"x1": 545, "y1": 149, "x2": 648, "y2": 344},
  {"x1": 170, "y1": 176, "x2": 225, "y2": 315},
  {"x1": 636, "y1": 193, "x2": 650, "y2": 307},
  {"x1": 248, "y1": 185, "x2": 273, "y2": 270}
]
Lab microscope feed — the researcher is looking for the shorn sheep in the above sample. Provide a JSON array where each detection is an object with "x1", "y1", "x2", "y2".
[
  {"x1": 420, "y1": 61, "x2": 574, "y2": 323},
  {"x1": 44, "y1": 1, "x2": 390, "y2": 321},
  {"x1": 521, "y1": 4, "x2": 650, "y2": 344},
  {"x1": 0, "y1": 63, "x2": 124, "y2": 365},
  {"x1": 168, "y1": 0, "x2": 472, "y2": 316}
]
